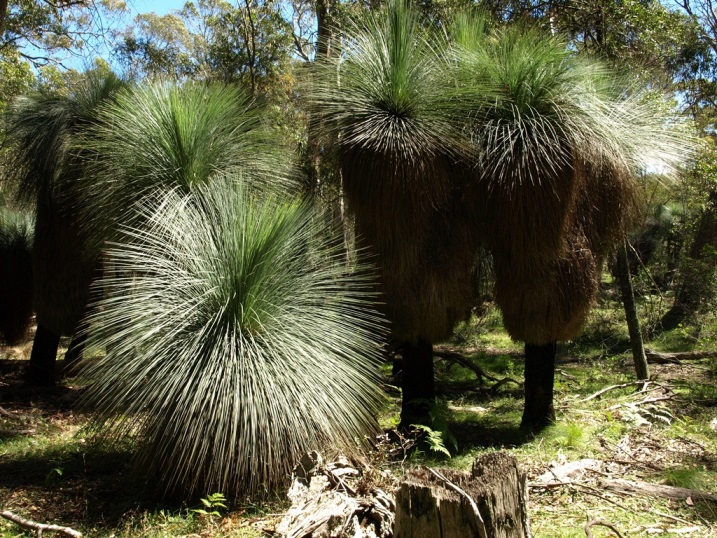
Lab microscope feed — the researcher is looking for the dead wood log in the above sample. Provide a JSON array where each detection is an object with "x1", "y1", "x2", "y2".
[
  {"x1": 0, "y1": 406, "x2": 21, "y2": 420},
  {"x1": 394, "y1": 452, "x2": 530, "y2": 538},
  {"x1": 277, "y1": 452, "x2": 395, "y2": 538},
  {"x1": 645, "y1": 349, "x2": 717, "y2": 364},
  {"x1": 601, "y1": 478, "x2": 717, "y2": 503},
  {"x1": 1, "y1": 510, "x2": 82, "y2": 537}
]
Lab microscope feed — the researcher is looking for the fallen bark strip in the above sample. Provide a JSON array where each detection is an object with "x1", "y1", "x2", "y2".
[
  {"x1": 1, "y1": 510, "x2": 82, "y2": 537},
  {"x1": 601, "y1": 479, "x2": 717, "y2": 503}
]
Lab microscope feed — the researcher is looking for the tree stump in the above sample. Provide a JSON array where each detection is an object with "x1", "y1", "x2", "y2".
[{"x1": 394, "y1": 452, "x2": 530, "y2": 538}]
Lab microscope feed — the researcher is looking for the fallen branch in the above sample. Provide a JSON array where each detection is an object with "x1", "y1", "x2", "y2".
[
  {"x1": 601, "y1": 479, "x2": 717, "y2": 503},
  {"x1": 0, "y1": 406, "x2": 21, "y2": 420},
  {"x1": 645, "y1": 349, "x2": 717, "y2": 364},
  {"x1": 580, "y1": 381, "x2": 649, "y2": 403},
  {"x1": 434, "y1": 350, "x2": 522, "y2": 390},
  {"x1": 607, "y1": 395, "x2": 672, "y2": 411},
  {"x1": 584, "y1": 519, "x2": 624, "y2": 538},
  {"x1": 1, "y1": 510, "x2": 82, "y2": 537}
]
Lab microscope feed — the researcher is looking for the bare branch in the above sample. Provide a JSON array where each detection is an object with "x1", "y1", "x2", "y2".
[{"x1": 579, "y1": 381, "x2": 650, "y2": 403}]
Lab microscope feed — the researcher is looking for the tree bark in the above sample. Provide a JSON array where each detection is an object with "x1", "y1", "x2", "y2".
[
  {"x1": 616, "y1": 240, "x2": 649, "y2": 381},
  {"x1": 394, "y1": 452, "x2": 531, "y2": 538},
  {"x1": 315, "y1": 0, "x2": 330, "y2": 58},
  {"x1": 0, "y1": 0, "x2": 7, "y2": 38},
  {"x1": 521, "y1": 342, "x2": 556, "y2": 430},
  {"x1": 400, "y1": 339, "x2": 435, "y2": 429},
  {"x1": 26, "y1": 323, "x2": 60, "y2": 386}
]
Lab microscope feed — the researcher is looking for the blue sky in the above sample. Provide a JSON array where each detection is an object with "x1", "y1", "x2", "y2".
[{"x1": 126, "y1": 0, "x2": 185, "y2": 16}]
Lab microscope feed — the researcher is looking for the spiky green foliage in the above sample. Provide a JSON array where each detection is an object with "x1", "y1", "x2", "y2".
[
  {"x1": 81, "y1": 82, "x2": 296, "y2": 254},
  {"x1": 80, "y1": 181, "x2": 385, "y2": 497},
  {"x1": 452, "y1": 23, "x2": 689, "y2": 262},
  {"x1": 5, "y1": 73, "x2": 126, "y2": 208},
  {"x1": 3, "y1": 72, "x2": 126, "y2": 336},
  {"x1": 311, "y1": 0, "x2": 480, "y2": 343},
  {"x1": 0, "y1": 207, "x2": 34, "y2": 344}
]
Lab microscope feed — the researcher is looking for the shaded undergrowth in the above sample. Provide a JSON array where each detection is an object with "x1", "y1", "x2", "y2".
[{"x1": 3, "y1": 301, "x2": 717, "y2": 536}]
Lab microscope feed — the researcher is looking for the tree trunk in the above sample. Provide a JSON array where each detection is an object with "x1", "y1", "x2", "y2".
[
  {"x1": 394, "y1": 452, "x2": 531, "y2": 538},
  {"x1": 0, "y1": 0, "x2": 7, "y2": 38},
  {"x1": 64, "y1": 331, "x2": 87, "y2": 368},
  {"x1": 400, "y1": 339, "x2": 435, "y2": 429},
  {"x1": 26, "y1": 323, "x2": 60, "y2": 386},
  {"x1": 616, "y1": 240, "x2": 649, "y2": 380},
  {"x1": 315, "y1": 0, "x2": 330, "y2": 58},
  {"x1": 661, "y1": 189, "x2": 717, "y2": 329},
  {"x1": 521, "y1": 342, "x2": 556, "y2": 430}
]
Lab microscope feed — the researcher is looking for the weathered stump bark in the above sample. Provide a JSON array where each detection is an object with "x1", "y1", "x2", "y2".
[{"x1": 394, "y1": 452, "x2": 530, "y2": 538}]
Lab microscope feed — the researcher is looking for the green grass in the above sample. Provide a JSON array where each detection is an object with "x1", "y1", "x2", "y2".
[{"x1": 422, "y1": 303, "x2": 717, "y2": 536}]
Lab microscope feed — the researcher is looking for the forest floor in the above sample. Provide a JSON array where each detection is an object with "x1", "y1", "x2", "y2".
[{"x1": 1, "y1": 299, "x2": 717, "y2": 537}]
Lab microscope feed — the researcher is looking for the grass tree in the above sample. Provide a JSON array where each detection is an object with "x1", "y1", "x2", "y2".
[
  {"x1": 79, "y1": 82, "x2": 294, "y2": 251},
  {"x1": 311, "y1": 0, "x2": 481, "y2": 427},
  {"x1": 313, "y1": 2, "x2": 692, "y2": 430},
  {"x1": 80, "y1": 181, "x2": 386, "y2": 498},
  {"x1": 3, "y1": 72, "x2": 126, "y2": 385},
  {"x1": 451, "y1": 20, "x2": 692, "y2": 428}
]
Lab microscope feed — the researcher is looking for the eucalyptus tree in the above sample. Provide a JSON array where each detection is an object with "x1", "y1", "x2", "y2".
[
  {"x1": 80, "y1": 181, "x2": 386, "y2": 498},
  {"x1": 3, "y1": 71, "x2": 126, "y2": 385}
]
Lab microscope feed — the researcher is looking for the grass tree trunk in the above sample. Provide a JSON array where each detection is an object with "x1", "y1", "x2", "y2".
[
  {"x1": 64, "y1": 331, "x2": 87, "y2": 369},
  {"x1": 400, "y1": 340, "x2": 435, "y2": 429},
  {"x1": 616, "y1": 240, "x2": 650, "y2": 380},
  {"x1": 26, "y1": 323, "x2": 61, "y2": 386},
  {"x1": 521, "y1": 342, "x2": 556, "y2": 430}
]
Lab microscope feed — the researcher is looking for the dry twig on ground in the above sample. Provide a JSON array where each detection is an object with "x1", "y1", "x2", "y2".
[
  {"x1": 580, "y1": 381, "x2": 652, "y2": 403},
  {"x1": 1, "y1": 510, "x2": 82, "y2": 537},
  {"x1": 584, "y1": 519, "x2": 625, "y2": 538}
]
